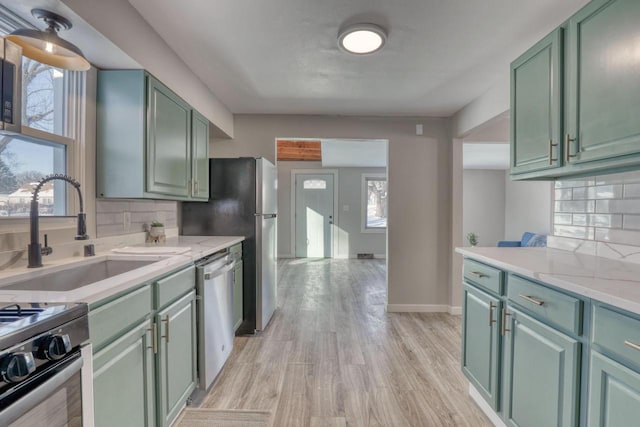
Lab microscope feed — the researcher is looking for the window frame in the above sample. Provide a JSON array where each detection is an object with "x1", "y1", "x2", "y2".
[
  {"x1": 0, "y1": 6, "x2": 83, "y2": 222},
  {"x1": 361, "y1": 173, "x2": 388, "y2": 233}
]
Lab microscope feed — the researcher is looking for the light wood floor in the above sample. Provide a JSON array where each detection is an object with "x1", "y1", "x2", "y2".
[{"x1": 192, "y1": 259, "x2": 491, "y2": 427}]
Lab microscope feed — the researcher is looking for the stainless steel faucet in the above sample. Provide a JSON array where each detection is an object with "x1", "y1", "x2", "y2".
[{"x1": 28, "y1": 174, "x2": 89, "y2": 268}]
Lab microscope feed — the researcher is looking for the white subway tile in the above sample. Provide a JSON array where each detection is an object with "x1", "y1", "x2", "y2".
[
  {"x1": 554, "y1": 214, "x2": 573, "y2": 225},
  {"x1": 596, "y1": 199, "x2": 640, "y2": 214},
  {"x1": 554, "y1": 188, "x2": 573, "y2": 201},
  {"x1": 555, "y1": 200, "x2": 595, "y2": 213},
  {"x1": 588, "y1": 185, "x2": 623, "y2": 200}
]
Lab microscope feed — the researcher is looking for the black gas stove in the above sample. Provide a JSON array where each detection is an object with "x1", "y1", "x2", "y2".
[{"x1": 0, "y1": 302, "x2": 89, "y2": 415}]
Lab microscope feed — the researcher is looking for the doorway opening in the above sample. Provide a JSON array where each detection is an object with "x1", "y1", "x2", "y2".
[{"x1": 275, "y1": 138, "x2": 388, "y2": 260}]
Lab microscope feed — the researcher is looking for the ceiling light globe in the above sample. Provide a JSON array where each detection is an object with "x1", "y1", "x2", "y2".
[{"x1": 338, "y1": 24, "x2": 387, "y2": 55}]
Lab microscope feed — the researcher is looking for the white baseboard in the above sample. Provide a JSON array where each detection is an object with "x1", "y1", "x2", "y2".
[
  {"x1": 386, "y1": 304, "x2": 462, "y2": 314},
  {"x1": 448, "y1": 306, "x2": 462, "y2": 315},
  {"x1": 469, "y1": 383, "x2": 506, "y2": 427},
  {"x1": 277, "y1": 253, "x2": 294, "y2": 259}
]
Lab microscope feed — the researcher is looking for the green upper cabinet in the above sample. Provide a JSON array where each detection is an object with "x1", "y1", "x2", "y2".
[
  {"x1": 511, "y1": 0, "x2": 640, "y2": 180},
  {"x1": 462, "y1": 284, "x2": 502, "y2": 410},
  {"x1": 511, "y1": 28, "x2": 563, "y2": 175},
  {"x1": 565, "y1": 0, "x2": 640, "y2": 167},
  {"x1": 97, "y1": 70, "x2": 210, "y2": 201},
  {"x1": 146, "y1": 76, "x2": 192, "y2": 198},
  {"x1": 503, "y1": 307, "x2": 580, "y2": 427},
  {"x1": 190, "y1": 110, "x2": 210, "y2": 200}
]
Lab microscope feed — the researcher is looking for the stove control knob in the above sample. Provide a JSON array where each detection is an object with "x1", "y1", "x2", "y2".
[
  {"x1": 41, "y1": 334, "x2": 72, "y2": 361},
  {"x1": 1, "y1": 352, "x2": 36, "y2": 383}
]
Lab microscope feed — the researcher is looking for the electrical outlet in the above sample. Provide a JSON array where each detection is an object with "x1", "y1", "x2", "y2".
[{"x1": 123, "y1": 211, "x2": 131, "y2": 232}]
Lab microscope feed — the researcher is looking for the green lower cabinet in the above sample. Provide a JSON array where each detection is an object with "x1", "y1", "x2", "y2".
[
  {"x1": 503, "y1": 307, "x2": 580, "y2": 427},
  {"x1": 156, "y1": 291, "x2": 198, "y2": 427},
  {"x1": 233, "y1": 259, "x2": 243, "y2": 331},
  {"x1": 93, "y1": 319, "x2": 155, "y2": 427},
  {"x1": 462, "y1": 284, "x2": 502, "y2": 410},
  {"x1": 588, "y1": 351, "x2": 640, "y2": 426}
]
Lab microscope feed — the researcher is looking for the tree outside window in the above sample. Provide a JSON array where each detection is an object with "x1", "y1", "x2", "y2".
[{"x1": 366, "y1": 177, "x2": 387, "y2": 229}]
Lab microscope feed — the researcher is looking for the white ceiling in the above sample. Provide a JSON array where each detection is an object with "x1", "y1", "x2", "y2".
[
  {"x1": 127, "y1": 0, "x2": 589, "y2": 116},
  {"x1": 463, "y1": 143, "x2": 510, "y2": 170},
  {"x1": 321, "y1": 139, "x2": 387, "y2": 168}
]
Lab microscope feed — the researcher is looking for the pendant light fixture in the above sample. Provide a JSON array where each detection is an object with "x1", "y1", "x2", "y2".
[
  {"x1": 7, "y1": 9, "x2": 90, "y2": 71},
  {"x1": 338, "y1": 23, "x2": 387, "y2": 55}
]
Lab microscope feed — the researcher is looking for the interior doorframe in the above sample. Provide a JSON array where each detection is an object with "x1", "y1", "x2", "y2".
[{"x1": 290, "y1": 168, "x2": 339, "y2": 258}]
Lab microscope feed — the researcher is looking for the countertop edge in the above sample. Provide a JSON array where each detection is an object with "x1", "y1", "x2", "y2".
[{"x1": 456, "y1": 247, "x2": 640, "y2": 316}]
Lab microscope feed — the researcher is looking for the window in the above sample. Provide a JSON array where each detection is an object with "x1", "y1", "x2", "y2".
[
  {"x1": 362, "y1": 175, "x2": 387, "y2": 231},
  {"x1": 303, "y1": 179, "x2": 327, "y2": 190},
  {"x1": 0, "y1": 8, "x2": 83, "y2": 218}
]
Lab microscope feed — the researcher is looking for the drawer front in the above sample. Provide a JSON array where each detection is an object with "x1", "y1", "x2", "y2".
[
  {"x1": 89, "y1": 284, "x2": 152, "y2": 350},
  {"x1": 593, "y1": 304, "x2": 640, "y2": 369},
  {"x1": 155, "y1": 265, "x2": 196, "y2": 309},
  {"x1": 507, "y1": 274, "x2": 583, "y2": 335},
  {"x1": 463, "y1": 258, "x2": 503, "y2": 295}
]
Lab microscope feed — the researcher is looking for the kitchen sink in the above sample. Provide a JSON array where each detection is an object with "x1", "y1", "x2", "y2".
[{"x1": 2, "y1": 259, "x2": 157, "y2": 292}]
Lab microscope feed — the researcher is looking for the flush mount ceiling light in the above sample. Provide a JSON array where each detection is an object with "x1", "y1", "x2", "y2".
[
  {"x1": 338, "y1": 23, "x2": 387, "y2": 55},
  {"x1": 7, "y1": 9, "x2": 90, "y2": 71}
]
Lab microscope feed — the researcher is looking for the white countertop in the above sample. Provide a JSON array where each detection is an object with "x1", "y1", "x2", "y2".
[
  {"x1": 456, "y1": 246, "x2": 640, "y2": 315},
  {"x1": 0, "y1": 235, "x2": 244, "y2": 305}
]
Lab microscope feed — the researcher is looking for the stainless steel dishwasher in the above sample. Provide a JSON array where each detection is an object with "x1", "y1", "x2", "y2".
[{"x1": 195, "y1": 251, "x2": 236, "y2": 391}]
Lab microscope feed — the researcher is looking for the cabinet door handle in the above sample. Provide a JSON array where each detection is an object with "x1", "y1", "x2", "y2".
[
  {"x1": 162, "y1": 315, "x2": 170, "y2": 343},
  {"x1": 194, "y1": 180, "x2": 199, "y2": 195},
  {"x1": 624, "y1": 340, "x2": 640, "y2": 352},
  {"x1": 549, "y1": 139, "x2": 558, "y2": 164},
  {"x1": 519, "y1": 294, "x2": 545, "y2": 306},
  {"x1": 147, "y1": 323, "x2": 157, "y2": 354},
  {"x1": 469, "y1": 271, "x2": 488, "y2": 279},
  {"x1": 565, "y1": 134, "x2": 577, "y2": 162},
  {"x1": 489, "y1": 301, "x2": 497, "y2": 327},
  {"x1": 501, "y1": 308, "x2": 511, "y2": 336}
]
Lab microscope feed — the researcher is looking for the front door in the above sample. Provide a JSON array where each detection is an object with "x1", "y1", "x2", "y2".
[{"x1": 295, "y1": 174, "x2": 334, "y2": 258}]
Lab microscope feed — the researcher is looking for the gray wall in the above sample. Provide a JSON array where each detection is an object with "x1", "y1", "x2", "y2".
[
  {"x1": 463, "y1": 170, "x2": 506, "y2": 247},
  {"x1": 504, "y1": 175, "x2": 552, "y2": 240},
  {"x1": 276, "y1": 161, "x2": 386, "y2": 258},
  {"x1": 212, "y1": 114, "x2": 453, "y2": 310}
]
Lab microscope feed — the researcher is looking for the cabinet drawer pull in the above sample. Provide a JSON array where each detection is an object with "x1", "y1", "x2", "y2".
[
  {"x1": 519, "y1": 294, "x2": 545, "y2": 306},
  {"x1": 501, "y1": 309, "x2": 511, "y2": 336},
  {"x1": 624, "y1": 340, "x2": 640, "y2": 352},
  {"x1": 489, "y1": 301, "x2": 497, "y2": 327},
  {"x1": 162, "y1": 315, "x2": 170, "y2": 343},
  {"x1": 548, "y1": 139, "x2": 558, "y2": 164},
  {"x1": 469, "y1": 271, "x2": 488, "y2": 279},
  {"x1": 565, "y1": 134, "x2": 577, "y2": 161},
  {"x1": 147, "y1": 323, "x2": 157, "y2": 354}
]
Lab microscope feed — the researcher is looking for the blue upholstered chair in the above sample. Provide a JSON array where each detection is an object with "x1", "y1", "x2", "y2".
[{"x1": 497, "y1": 232, "x2": 547, "y2": 247}]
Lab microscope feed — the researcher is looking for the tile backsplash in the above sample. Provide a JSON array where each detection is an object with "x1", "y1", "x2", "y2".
[
  {"x1": 96, "y1": 199, "x2": 178, "y2": 237},
  {"x1": 553, "y1": 170, "x2": 640, "y2": 246}
]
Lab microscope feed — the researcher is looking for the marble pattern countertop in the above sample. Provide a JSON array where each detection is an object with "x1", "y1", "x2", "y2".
[
  {"x1": 0, "y1": 235, "x2": 244, "y2": 305},
  {"x1": 456, "y1": 246, "x2": 640, "y2": 316}
]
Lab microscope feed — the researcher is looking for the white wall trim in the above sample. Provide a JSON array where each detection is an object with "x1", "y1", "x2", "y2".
[
  {"x1": 386, "y1": 304, "x2": 460, "y2": 313},
  {"x1": 448, "y1": 306, "x2": 462, "y2": 315},
  {"x1": 469, "y1": 383, "x2": 507, "y2": 427},
  {"x1": 290, "y1": 169, "x2": 339, "y2": 258}
]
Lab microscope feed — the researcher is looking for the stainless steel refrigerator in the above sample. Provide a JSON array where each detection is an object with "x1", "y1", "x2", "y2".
[{"x1": 182, "y1": 157, "x2": 277, "y2": 334}]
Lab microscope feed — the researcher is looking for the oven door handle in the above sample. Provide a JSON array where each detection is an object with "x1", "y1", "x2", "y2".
[{"x1": 0, "y1": 356, "x2": 83, "y2": 426}]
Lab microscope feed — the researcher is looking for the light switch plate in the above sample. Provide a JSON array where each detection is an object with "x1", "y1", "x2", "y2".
[{"x1": 343, "y1": 205, "x2": 350, "y2": 212}]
